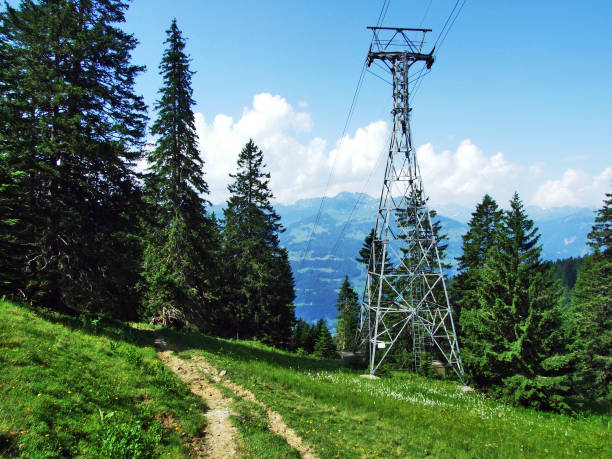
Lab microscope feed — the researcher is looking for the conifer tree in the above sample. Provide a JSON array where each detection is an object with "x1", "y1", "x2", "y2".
[
  {"x1": 291, "y1": 319, "x2": 311, "y2": 351},
  {"x1": 314, "y1": 322, "x2": 336, "y2": 358},
  {"x1": 390, "y1": 195, "x2": 451, "y2": 366},
  {"x1": 223, "y1": 140, "x2": 295, "y2": 345},
  {"x1": 461, "y1": 193, "x2": 573, "y2": 412},
  {"x1": 551, "y1": 256, "x2": 584, "y2": 307},
  {"x1": 0, "y1": 162, "x2": 22, "y2": 291},
  {"x1": 335, "y1": 276, "x2": 360, "y2": 352},
  {"x1": 141, "y1": 19, "x2": 218, "y2": 329},
  {"x1": 395, "y1": 192, "x2": 450, "y2": 286},
  {"x1": 0, "y1": 0, "x2": 147, "y2": 317},
  {"x1": 305, "y1": 319, "x2": 325, "y2": 354},
  {"x1": 570, "y1": 192, "x2": 611, "y2": 404},
  {"x1": 356, "y1": 228, "x2": 394, "y2": 277},
  {"x1": 586, "y1": 192, "x2": 611, "y2": 255},
  {"x1": 0, "y1": 32, "x2": 22, "y2": 292},
  {"x1": 356, "y1": 228, "x2": 393, "y2": 313},
  {"x1": 453, "y1": 194, "x2": 503, "y2": 334}
]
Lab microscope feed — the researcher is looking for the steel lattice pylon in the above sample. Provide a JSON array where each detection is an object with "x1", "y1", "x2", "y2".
[{"x1": 358, "y1": 27, "x2": 463, "y2": 377}]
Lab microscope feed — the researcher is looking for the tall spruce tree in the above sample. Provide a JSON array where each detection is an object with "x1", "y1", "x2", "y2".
[
  {"x1": 390, "y1": 196, "x2": 451, "y2": 367},
  {"x1": 453, "y1": 194, "x2": 503, "y2": 335},
  {"x1": 305, "y1": 319, "x2": 325, "y2": 354},
  {"x1": 570, "y1": 192, "x2": 611, "y2": 404},
  {"x1": 314, "y1": 321, "x2": 336, "y2": 358},
  {"x1": 0, "y1": 28, "x2": 22, "y2": 292},
  {"x1": 460, "y1": 193, "x2": 573, "y2": 412},
  {"x1": 335, "y1": 276, "x2": 360, "y2": 352},
  {"x1": 395, "y1": 192, "x2": 451, "y2": 286},
  {"x1": 356, "y1": 228, "x2": 394, "y2": 277},
  {"x1": 141, "y1": 19, "x2": 218, "y2": 329},
  {"x1": 222, "y1": 139, "x2": 295, "y2": 346},
  {"x1": 291, "y1": 319, "x2": 311, "y2": 351},
  {"x1": 0, "y1": 0, "x2": 147, "y2": 317},
  {"x1": 356, "y1": 228, "x2": 393, "y2": 315}
]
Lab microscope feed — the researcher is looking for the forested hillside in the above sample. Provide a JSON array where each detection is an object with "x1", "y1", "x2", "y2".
[
  {"x1": 228, "y1": 193, "x2": 595, "y2": 323},
  {"x1": 0, "y1": 1, "x2": 295, "y2": 344}
]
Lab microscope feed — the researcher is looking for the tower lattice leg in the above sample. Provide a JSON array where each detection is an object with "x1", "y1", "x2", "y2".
[{"x1": 357, "y1": 27, "x2": 463, "y2": 377}]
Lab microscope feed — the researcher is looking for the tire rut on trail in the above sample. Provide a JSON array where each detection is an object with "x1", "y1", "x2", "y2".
[
  {"x1": 189, "y1": 354, "x2": 318, "y2": 459},
  {"x1": 154, "y1": 335, "x2": 318, "y2": 459},
  {"x1": 154, "y1": 336, "x2": 238, "y2": 458}
]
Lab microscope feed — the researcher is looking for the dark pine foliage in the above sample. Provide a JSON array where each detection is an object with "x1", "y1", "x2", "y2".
[
  {"x1": 570, "y1": 191, "x2": 611, "y2": 405},
  {"x1": 453, "y1": 194, "x2": 503, "y2": 336},
  {"x1": 291, "y1": 319, "x2": 311, "y2": 352},
  {"x1": 0, "y1": 0, "x2": 147, "y2": 318},
  {"x1": 222, "y1": 140, "x2": 295, "y2": 346},
  {"x1": 586, "y1": 191, "x2": 611, "y2": 255},
  {"x1": 551, "y1": 257, "x2": 584, "y2": 291},
  {"x1": 0, "y1": 157, "x2": 22, "y2": 291},
  {"x1": 314, "y1": 321, "x2": 337, "y2": 358},
  {"x1": 460, "y1": 193, "x2": 573, "y2": 412},
  {"x1": 386, "y1": 194, "x2": 451, "y2": 367},
  {"x1": 394, "y1": 192, "x2": 451, "y2": 306},
  {"x1": 550, "y1": 256, "x2": 584, "y2": 307},
  {"x1": 335, "y1": 276, "x2": 360, "y2": 352},
  {"x1": 306, "y1": 319, "x2": 326, "y2": 354},
  {"x1": 356, "y1": 228, "x2": 393, "y2": 276},
  {"x1": 141, "y1": 19, "x2": 220, "y2": 330}
]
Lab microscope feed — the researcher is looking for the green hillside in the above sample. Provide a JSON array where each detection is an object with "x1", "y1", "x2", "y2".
[
  {"x1": 163, "y1": 329, "x2": 611, "y2": 459},
  {"x1": 0, "y1": 301, "x2": 206, "y2": 457},
  {"x1": 1, "y1": 301, "x2": 610, "y2": 458}
]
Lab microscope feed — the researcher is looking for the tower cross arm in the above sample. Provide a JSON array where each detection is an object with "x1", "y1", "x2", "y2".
[
  {"x1": 366, "y1": 51, "x2": 434, "y2": 69},
  {"x1": 366, "y1": 25, "x2": 435, "y2": 69},
  {"x1": 367, "y1": 26, "x2": 432, "y2": 32}
]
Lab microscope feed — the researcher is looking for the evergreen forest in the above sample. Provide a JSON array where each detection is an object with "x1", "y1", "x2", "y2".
[{"x1": 0, "y1": 3, "x2": 295, "y2": 346}]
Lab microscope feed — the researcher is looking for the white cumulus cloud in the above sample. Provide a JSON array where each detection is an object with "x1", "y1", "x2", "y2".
[
  {"x1": 195, "y1": 92, "x2": 388, "y2": 204},
  {"x1": 530, "y1": 167, "x2": 612, "y2": 209},
  {"x1": 190, "y1": 92, "x2": 610, "y2": 210},
  {"x1": 415, "y1": 140, "x2": 522, "y2": 207}
]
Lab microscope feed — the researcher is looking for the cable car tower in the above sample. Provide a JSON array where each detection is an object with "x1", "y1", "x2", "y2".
[{"x1": 358, "y1": 27, "x2": 463, "y2": 377}]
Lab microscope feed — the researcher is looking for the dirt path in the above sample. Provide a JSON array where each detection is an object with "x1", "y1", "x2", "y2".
[
  {"x1": 189, "y1": 355, "x2": 318, "y2": 459},
  {"x1": 154, "y1": 336, "x2": 238, "y2": 458},
  {"x1": 154, "y1": 336, "x2": 317, "y2": 459}
]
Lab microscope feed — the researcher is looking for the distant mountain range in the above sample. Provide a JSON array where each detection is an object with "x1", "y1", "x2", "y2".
[{"x1": 213, "y1": 192, "x2": 596, "y2": 324}]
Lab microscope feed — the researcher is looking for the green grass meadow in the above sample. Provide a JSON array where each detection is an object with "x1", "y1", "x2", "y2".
[
  {"x1": 164, "y1": 328, "x2": 612, "y2": 459},
  {"x1": 1, "y1": 300, "x2": 610, "y2": 458},
  {"x1": 0, "y1": 300, "x2": 206, "y2": 457}
]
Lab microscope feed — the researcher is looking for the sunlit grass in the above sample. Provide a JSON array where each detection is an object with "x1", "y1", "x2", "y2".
[
  {"x1": 164, "y1": 328, "x2": 612, "y2": 458},
  {"x1": 0, "y1": 300, "x2": 206, "y2": 457},
  {"x1": 3, "y1": 299, "x2": 609, "y2": 458}
]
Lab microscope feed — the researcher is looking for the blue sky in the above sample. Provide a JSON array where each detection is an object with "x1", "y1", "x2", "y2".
[{"x1": 8, "y1": 0, "x2": 612, "y2": 208}]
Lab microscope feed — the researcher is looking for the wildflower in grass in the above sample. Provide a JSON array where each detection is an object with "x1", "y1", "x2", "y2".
[{"x1": 37, "y1": 393, "x2": 41, "y2": 397}]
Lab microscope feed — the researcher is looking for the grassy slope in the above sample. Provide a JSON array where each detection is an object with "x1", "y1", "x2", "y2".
[
  {"x1": 2, "y1": 300, "x2": 610, "y2": 458},
  {"x1": 0, "y1": 301, "x2": 207, "y2": 457},
  {"x1": 164, "y1": 329, "x2": 612, "y2": 459}
]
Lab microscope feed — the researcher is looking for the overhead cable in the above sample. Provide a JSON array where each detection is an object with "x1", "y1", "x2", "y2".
[{"x1": 297, "y1": 0, "x2": 391, "y2": 271}]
